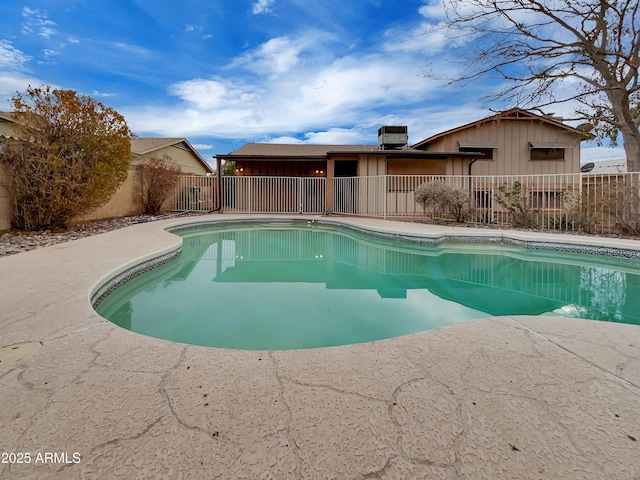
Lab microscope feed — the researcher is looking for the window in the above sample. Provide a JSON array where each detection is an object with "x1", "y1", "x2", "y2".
[
  {"x1": 458, "y1": 141, "x2": 496, "y2": 161},
  {"x1": 459, "y1": 147, "x2": 494, "y2": 160},
  {"x1": 529, "y1": 142, "x2": 569, "y2": 161}
]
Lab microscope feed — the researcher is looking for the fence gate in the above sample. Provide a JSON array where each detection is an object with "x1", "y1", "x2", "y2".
[{"x1": 173, "y1": 175, "x2": 219, "y2": 212}]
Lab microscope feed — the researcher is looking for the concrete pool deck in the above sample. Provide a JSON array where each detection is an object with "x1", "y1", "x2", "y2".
[{"x1": 1, "y1": 214, "x2": 639, "y2": 479}]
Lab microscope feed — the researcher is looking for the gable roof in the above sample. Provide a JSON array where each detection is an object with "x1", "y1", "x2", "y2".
[
  {"x1": 224, "y1": 143, "x2": 378, "y2": 158},
  {"x1": 130, "y1": 137, "x2": 213, "y2": 173},
  {"x1": 219, "y1": 143, "x2": 482, "y2": 160},
  {"x1": 412, "y1": 108, "x2": 590, "y2": 149},
  {"x1": 0, "y1": 111, "x2": 15, "y2": 123}
]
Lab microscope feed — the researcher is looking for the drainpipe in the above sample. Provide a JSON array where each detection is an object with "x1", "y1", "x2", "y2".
[
  {"x1": 468, "y1": 157, "x2": 478, "y2": 194},
  {"x1": 468, "y1": 157, "x2": 478, "y2": 176}
]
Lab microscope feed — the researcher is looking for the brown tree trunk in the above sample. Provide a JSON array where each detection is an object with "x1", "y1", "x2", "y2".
[{"x1": 606, "y1": 88, "x2": 640, "y2": 172}]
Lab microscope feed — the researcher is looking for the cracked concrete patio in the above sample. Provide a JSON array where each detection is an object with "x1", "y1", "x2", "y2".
[{"x1": 1, "y1": 215, "x2": 639, "y2": 479}]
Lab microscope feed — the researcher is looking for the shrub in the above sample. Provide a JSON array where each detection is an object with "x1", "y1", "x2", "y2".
[
  {"x1": 142, "y1": 155, "x2": 182, "y2": 215},
  {"x1": 494, "y1": 181, "x2": 537, "y2": 228},
  {"x1": 610, "y1": 179, "x2": 640, "y2": 236},
  {"x1": 415, "y1": 181, "x2": 471, "y2": 222},
  {"x1": 553, "y1": 187, "x2": 601, "y2": 234},
  {"x1": 0, "y1": 86, "x2": 130, "y2": 230}
]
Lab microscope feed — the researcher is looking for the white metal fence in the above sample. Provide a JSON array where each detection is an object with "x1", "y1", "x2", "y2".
[
  {"x1": 172, "y1": 173, "x2": 640, "y2": 236},
  {"x1": 222, "y1": 176, "x2": 326, "y2": 214},
  {"x1": 172, "y1": 175, "x2": 218, "y2": 211},
  {"x1": 333, "y1": 173, "x2": 640, "y2": 235}
]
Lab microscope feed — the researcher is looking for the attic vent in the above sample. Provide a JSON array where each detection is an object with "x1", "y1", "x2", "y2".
[{"x1": 378, "y1": 126, "x2": 408, "y2": 149}]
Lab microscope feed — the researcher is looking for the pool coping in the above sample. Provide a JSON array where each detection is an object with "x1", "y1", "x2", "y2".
[
  {"x1": 91, "y1": 215, "x2": 640, "y2": 308},
  {"x1": 1, "y1": 214, "x2": 640, "y2": 479}
]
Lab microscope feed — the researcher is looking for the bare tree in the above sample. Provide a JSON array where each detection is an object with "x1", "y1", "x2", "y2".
[{"x1": 437, "y1": 0, "x2": 640, "y2": 171}]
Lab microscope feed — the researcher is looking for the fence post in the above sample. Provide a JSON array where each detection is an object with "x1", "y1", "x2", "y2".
[{"x1": 383, "y1": 175, "x2": 387, "y2": 219}]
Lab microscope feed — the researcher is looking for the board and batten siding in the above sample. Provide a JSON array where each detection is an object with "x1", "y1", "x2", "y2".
[{"x1": 423, "y1": 119, "x2": 581, "y2": 175}]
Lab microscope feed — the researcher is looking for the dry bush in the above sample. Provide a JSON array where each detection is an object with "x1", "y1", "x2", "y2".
[
  {"x1": 0, "y1": 86, "x2": 130, "y2": 230},
  {"x1": 142, "y1": 155, "x2": 182, "y2": 215},
  {"x1": 553, "y1": 187, "x2": 602, "y2": 234},
  {"x1": 610, "y1": 178, "x2": 640, "y2": 236},
  {"x1": 494, "y1": 181, "x2": 538, "y2": 228},
  {"x1": 415, "y1": 181, "x2": 471, "y2": 222}
]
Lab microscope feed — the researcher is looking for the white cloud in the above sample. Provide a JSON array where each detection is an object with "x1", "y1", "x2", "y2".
[
  {"x1": 120, "y1": 5, "x2": 502, "y2": 146},
  {"x1": 231, "y1": 35, "x2": 311, "y2": 76},
  {"x1": 169, "y1": 78, "x2": 258, "y2": 110},
  {"x1": 383, "y1": 21, "x2": 453, "y2": 55},
  {"x1": 252, "y1": 0, "x2": 275, "y2": 15},
  {"x1": 418, "y1": 1, "x2": 446, "y2": 20},
  {"x1": 304, "y1": 128, "x2": 372, "y2": 145},
  {"x1": 192, "y1": 143, "x2": 215, "y2": 150},
  {"x1": 0, "y1": 40, "x2": 32, "y2": 71},
  {"x1": 88, "y1": 90, "x2": 116, "y2": 98},
  {"x1": 22, "y1": 7, "x2": 57, "y2": 39},
  {"x1": 264, "y1": 136, "x2": 304, "y2": 144},
  {"x1": 0, "y1": 41, "x2": 40, "y2": 106}
]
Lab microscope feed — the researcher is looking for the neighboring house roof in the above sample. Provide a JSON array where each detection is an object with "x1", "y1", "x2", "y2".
[
  {"x1": 220, "y1": 143, "x2": 482, "y2": 160},
  {"x1": 130, "y1": 137, "x2": 214, "y2": 173},
  {"x1": 0, "y1": 111, "x2": 18, "y2": 138},
  {"x1": 0, "y1": 111, "x2": 15, "y2": 122},
  {"x1": 412, "y1": 107, "x2": 592, "y2": 149}
]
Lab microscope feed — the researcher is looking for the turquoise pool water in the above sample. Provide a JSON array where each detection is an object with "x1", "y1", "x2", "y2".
[{"x1": 95, "y1": 223, "x2": 640, "y2": 350}]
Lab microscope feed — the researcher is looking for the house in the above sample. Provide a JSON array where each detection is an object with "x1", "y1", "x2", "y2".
[
  {"x1": 0, "y1": 110, "x2": 214, "y2": 229},
  {"x1": 216, "y1": 138, "x2": 481, "y2": 213},
  {"x1": 216, "y1": 108, "x2": 591, "y2": 213},
  {"x1": 220, "y1": 108, "x2": 591, "y2": 179},
  {"x1": 77, "y1": 136, "x2": 214, "y2": 222},
  {"x1": 412, "y1": 108, "x2": 591, "y2": 175},
  {"x1": 129, "y1": 137, "x2": 213, "y2": 174}
]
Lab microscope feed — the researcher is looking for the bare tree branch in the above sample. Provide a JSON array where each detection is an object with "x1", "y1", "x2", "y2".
[{"x1": 432, "y1": 0, "x2": 640, "y2": 170}]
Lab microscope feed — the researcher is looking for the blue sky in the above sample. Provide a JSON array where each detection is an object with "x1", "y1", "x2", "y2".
[{"x1": 0, "y1": 0, "x2": 624, "y2": 167}]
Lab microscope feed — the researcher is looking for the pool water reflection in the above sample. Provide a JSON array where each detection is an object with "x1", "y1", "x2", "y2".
[{"x1": 95, "y1": 224, "x2": 640, "y2": 350}]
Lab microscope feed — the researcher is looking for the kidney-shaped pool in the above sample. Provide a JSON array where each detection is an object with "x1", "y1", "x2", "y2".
[{"x1": 93, "y1": 221, "x2": 640, "y2": 350}]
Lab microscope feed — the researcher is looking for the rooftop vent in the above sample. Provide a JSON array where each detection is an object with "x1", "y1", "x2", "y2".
[{"x1": 378, "y1": 126, "x2": 408, "y2": 149}]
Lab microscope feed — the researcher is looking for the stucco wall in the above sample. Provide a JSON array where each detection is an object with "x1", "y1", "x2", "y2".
[
  {"x1": 0, "y1": 163, "x2": 11, "y2": 231},
  {"x1": 73, "y1": 165, "x2": 144, "y2": 224}
]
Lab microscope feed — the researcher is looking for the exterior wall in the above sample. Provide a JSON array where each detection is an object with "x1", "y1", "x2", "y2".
[
  {"x1": 358, "y1": 155, "x2": 386, "y2": 176},
  {"x1": 233, "y1": 160, "x2": 326, "y2": 177},
  {"x1": 73, "y1": 165, "x2": 144, "y2": 223},
  {"x1": 0, "y1": 163, "x2": 11, "y2": 231},
  {"x1": 0, "y1": 119, "x2": 19, "y2": 139},
  {"x1": 136, "y1": 145, "x2": 211, "y2": 174},
  {"x1": 387, "y1": 159, "x2": 447, "y2": 175},
  {"x1": 422, "y1": 120, "x2": 581, "y2": 175}
]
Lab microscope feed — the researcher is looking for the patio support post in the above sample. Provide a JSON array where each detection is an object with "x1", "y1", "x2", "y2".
[{"x1": 326, "y1": 158, "x2": 335, "y2": 213}]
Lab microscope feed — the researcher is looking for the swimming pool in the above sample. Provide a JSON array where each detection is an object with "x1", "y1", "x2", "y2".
[{"x1": 94, "y1": 220, "x2": 640, "y2": 350}]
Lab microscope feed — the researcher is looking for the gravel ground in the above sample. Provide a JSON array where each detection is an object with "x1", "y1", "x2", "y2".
[
  {"x1": 1, "y1": 214, "x2": 635, "y2": 258},
  {"x1": 0, "y1": 212, "x2": 205, "y2": 257}
]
